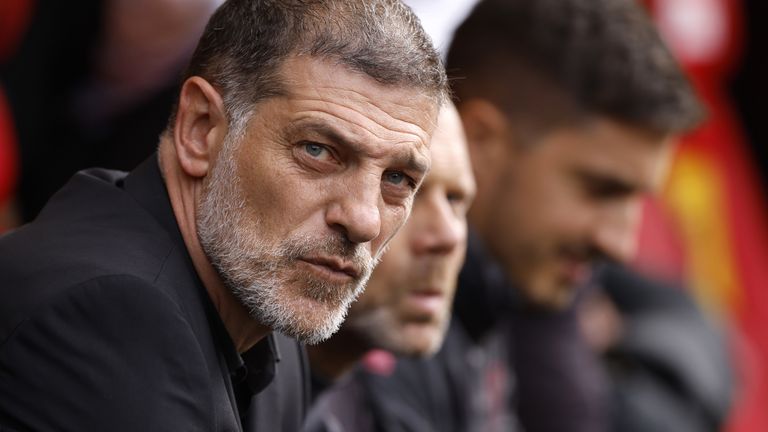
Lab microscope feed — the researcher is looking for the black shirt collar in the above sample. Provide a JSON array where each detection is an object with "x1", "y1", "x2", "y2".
[{"x1": 122, "y1": 154, "x2": 279, "y2": 399}]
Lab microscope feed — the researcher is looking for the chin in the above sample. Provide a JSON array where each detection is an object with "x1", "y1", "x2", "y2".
[
  {"x1": 536, "y1": 288, "x2": 576, "y2": 310},
  {"x1": 522, "y1": 276, "x2": 576, "y2": 310},
  {"x1": 410, "y1": 344, "x2": 442, "y2": 358},
  {"x1": 388, "y1": 342, "x2": 437, "y2": 358},
  {"x1": 393, "y1": 324, "x2": 446, "y2": 358},
  {"x1": 257, "y1": 289, "x2": 352, "y2": 345}
]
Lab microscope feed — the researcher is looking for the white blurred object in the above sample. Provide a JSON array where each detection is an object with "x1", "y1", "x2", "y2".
[
  {"x1": 404, "y1": 0, "x2": 481, "y2": 57},
  {"x1": 655, "y1": 0, "x2": 727, "y2": 63}
]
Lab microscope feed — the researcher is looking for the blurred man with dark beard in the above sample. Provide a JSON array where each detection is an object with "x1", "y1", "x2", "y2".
[
  {"x1": 0, "y1": 1, "x2": 447, "y2": 430},
  {"x1": 445, "y1": 0, "x2": 706, "y2": 430}
]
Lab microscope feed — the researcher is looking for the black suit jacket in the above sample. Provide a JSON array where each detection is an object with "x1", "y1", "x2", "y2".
[{"x1": 0, "y1": 157, "x2": 308, "y2": 431}]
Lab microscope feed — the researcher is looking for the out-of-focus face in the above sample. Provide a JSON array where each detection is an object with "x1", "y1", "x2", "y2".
[
  {"x1": 468, "y1": 112, "x2": 673, "y2": 309},
  {"x1": 342, "y1": 104, "x2": 476, "y2": 356},
  {"x1": 197, "y1": 57, "x2": 438, "y2": 344}
]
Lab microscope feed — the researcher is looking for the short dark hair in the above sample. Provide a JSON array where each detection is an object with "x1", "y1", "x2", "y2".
[
  {"x1": 447, "y1": 0, "x2": 704, "y2": 136},
  {"x1": 170, "y1": 0, "x2": 447, "y2": 131}
]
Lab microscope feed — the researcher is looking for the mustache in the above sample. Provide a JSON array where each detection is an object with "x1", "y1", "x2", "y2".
[{"x1": 281, "y1": 233, "x2": 379, "y2": 277}]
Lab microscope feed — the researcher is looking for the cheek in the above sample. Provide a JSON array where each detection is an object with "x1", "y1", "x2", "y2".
[
  {"x1": 516, "y1": 198, "x2": 590, "y2": 249},
  {"x1": 487, "y1": 187, "x2": 559, "y2": 264},
  {"x1": 237, "y1": 149, "x2": 282, "y2": 205},
  {"x1": 363, "y1": 244, "x2": 412, "y2": 300},
  {"x1": 372, "y1": 205, "x2": 409, "y2": 255},
  {"x1": 490, "y1": 187, "x2": 526, "y2": 240},
  {"x1": 446, "y1": 243, "x2": 468, "y2": 278},
  {"x1": 238, "y1": 166, "x2": 331, "y2": 240},
  {"x1": 353, "y1": 270, "x2": 399, "y2": 312},
  {"x1": 373, "y1": 238, "x2": 410, "y2": 281},
  {"x1": 518, "y1": 170, "x2": 591, "y2": 236}
]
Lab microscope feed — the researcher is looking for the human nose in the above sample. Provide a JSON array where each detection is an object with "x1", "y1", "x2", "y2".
[
  {"x1": 411, "y1": 195, "x2": 464, "y2": 255},
  {"x1": 325, "y1": 181, "x2": 382, "y2": 244},
  {"x1": 592, "y1": 198, "x2": 643, "y2": 263}
]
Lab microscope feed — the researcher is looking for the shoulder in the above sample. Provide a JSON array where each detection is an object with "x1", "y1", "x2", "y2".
[
  {"x1": 0, "y1": 274, "x2": 214, "y2": 431},
  {"x1": 304, "y1": 373, "x2": 375, "y2": 432},
  {"x1": 0, "y1": 274, "x2": 199, "y2": 361},
  {"x1": 0, "y1": 173, "x2": 180, "y2": 339},
  {"x1": 304, "y1": 353, "x2": 450, "y2": 432}
]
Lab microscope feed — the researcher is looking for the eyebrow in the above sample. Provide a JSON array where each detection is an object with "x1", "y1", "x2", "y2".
[
  {"x1": 575, "y1": 168, "x2": 639, "y2": 195},
  {"x1": 289, "y1": 119, "x2": 430, "y2": 175}
]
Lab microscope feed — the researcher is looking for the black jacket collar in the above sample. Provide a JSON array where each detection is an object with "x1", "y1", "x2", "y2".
[{"x1": 123, "y1": 155, "x2": 278, "y2": 418}]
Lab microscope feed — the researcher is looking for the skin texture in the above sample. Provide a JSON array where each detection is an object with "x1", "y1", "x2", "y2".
[
  {"x1": 344, "y1": 104, "x2": 475, "y2": 355},
  {"x1": 309, "y1": 103, "x2": 476, "y2": 380},
  {"x1": 159, "y1": 56, "x2": 438, "y2": 351},
  {"x1": 460, "y1": 99, "x2": 673, "y2": 309}
]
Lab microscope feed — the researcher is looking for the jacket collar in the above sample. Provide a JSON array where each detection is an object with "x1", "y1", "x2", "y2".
[{"x1": 122, "y1": 155, "x2": 279, "y2": 422}]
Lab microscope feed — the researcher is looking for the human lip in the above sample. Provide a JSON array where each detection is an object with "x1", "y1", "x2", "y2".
[
  {"x1": 405, "y1": 287, "x2": 446, "y2": 316},
  {"x1": 300, "y1": 256, "x2": 361, "y2": 280}
]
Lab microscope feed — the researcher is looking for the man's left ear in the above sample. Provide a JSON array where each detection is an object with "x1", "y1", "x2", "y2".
[{"x1": 172, "y1": 76, "x2": 229, "y2": 178}]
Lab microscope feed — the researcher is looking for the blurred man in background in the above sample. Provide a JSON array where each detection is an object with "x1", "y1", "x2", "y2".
[
  {"x1": 444, "y1": 0, "x2": 728, "y2": 430},
  {"x1": 302, "y1": 102, "x2": 476, "y2": 432},
  {"x1": 355, "y1": 0, "x2": 727, "y2": 431}
]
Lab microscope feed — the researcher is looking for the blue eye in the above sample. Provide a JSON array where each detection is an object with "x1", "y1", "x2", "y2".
[
  {"x1": 385, "y1": 171, "x2": 406, "y2": 185},
  {"x1": 305, "y1": 143, "x2": 325, "y2": 157}
]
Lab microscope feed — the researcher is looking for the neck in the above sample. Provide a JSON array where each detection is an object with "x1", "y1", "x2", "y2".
[
  {"x1": 159, "y1": 140, "x2": 270, "y2": 353},
  {"x1": 307, "y1": 328, "x2": 371, "y2": 382}
]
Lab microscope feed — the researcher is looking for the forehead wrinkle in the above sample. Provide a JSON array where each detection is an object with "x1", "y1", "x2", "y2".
[
  {"x1": 288, "y1": 105, "x2": 425, "y2": 147},
  {"x1": 291, "y1": 102, "x2": 430, "y2": 157},
  {"x1": 286, "y1": 83, "x2": 435, "y2": 145},
  {"x1": 310, "y1": 84, "x2": 433, "y2": 126}
]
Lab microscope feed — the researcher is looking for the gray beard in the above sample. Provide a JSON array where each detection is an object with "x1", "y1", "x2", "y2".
[{"x1": 195, "y1": 134, "x2": 378, "y2": 344}]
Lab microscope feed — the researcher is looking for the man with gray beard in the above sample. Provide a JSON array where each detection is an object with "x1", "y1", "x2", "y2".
[{"x1": 0, "y1": 1, "x2": 447, "y2": 431}]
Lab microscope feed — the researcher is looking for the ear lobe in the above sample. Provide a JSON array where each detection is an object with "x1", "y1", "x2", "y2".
[{"x1": 173, "y1": 76, "x2": 229, "y2": 178}]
